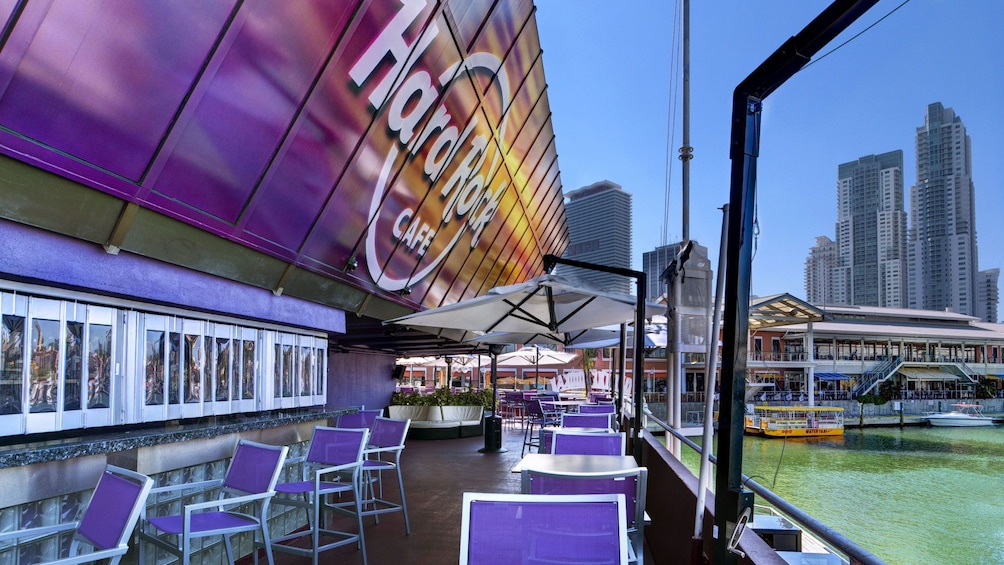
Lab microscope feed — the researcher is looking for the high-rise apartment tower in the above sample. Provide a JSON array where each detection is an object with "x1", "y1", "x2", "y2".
[
  {"x1": 908, "y1": 103, "x2": 988, "y2": 318},
  {"x1": 560, "y1": 180, "x2": 632, "y2": 294}
]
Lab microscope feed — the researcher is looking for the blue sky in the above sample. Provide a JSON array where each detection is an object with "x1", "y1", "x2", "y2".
[{"x1": 535, "y1": 0, "x2": 1003, "y2": 301}]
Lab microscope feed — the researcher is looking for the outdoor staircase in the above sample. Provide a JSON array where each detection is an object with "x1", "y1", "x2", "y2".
[
  {"x1": 953, "y1": 360, "x2": 981, "y2": 383},
  {"x1": 851, "y1": 355, "x2": 901, "y2": 397}
]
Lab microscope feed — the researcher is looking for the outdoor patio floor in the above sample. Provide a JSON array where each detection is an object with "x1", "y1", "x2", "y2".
[{"x1": 239, "y1": 420, "x2": 652, "y2": 564}]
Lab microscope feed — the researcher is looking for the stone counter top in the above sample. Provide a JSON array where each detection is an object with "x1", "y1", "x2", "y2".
[{"x1": 0, "y1": 407, "x2": 354, "y2": 469}]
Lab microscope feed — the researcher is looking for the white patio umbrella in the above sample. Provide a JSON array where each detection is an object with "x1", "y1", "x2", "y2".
[
  {"x1": 567, "y1": 315, "x2": 669, "y2": 350},
  {"x1": 489, "y1": 345, "x2": 578, "y2": 389},
  {"x1": 385, "y1": 274, "x2": 638, "y2": 336},
  {"x1": 385, "y1": 273, "x2": 638, "y2": 447}
]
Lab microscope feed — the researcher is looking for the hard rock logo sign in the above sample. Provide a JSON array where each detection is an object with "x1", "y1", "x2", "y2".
[{"x1": 351, "y1": 0, "x2": 513, "y2": 292}]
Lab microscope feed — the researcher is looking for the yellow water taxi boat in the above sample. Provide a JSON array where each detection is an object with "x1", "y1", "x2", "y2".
[{"x1": 744, "y1": 405, "x2": 845, "y2": 438}]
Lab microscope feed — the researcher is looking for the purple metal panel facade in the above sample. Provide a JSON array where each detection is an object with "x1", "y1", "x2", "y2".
[
  {"x1": 0, "y1": 219, "x2": 344, "y2": 334},
  {"x1": 0, "y1": 0, "x2": 566, "y2": 311}
]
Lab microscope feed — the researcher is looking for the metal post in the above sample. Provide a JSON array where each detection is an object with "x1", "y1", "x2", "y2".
[
  {"x1": 680, "y1": 0, "x2": 692, "y2": 241},
  {"x1": 543, "y1": 255, "x2": 646, "y2": 463},
  {"x1": 713, "y1": 4, "x2": 880, "y2": 561}
]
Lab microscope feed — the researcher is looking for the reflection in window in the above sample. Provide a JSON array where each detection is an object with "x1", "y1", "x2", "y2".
[
  {"x1": 30, "y1": 319, "x2": 60, "y2": 413},
  {"x1": 242, "y1": 340, "x2": 254, "y2": 400},
  {"x1": 273, "y1": 344, "x2": 281, "y2": 399},
  {"x1": 282, "y1": 344, "x2": 293, "y2": 398},
  {"x1": 315, "y1": 347, "x2": 324, "y2": 397},
  {"x1": 215, "y1": 338, "x2": 230, "y2": 402},
  {"x1": 146, "y1": 330, "x2": 165, "y2": 405},
  {"x1": 168, "y1": 333, "x2": 180, "y2": 404},
  {"x1": 88, "y1": 324, "x2": 111, "y2": 409},
  {"x1": 65, "y1": 322, "x2": 83, "y2": 411},
  {"x1": 300, "y1": 346, "x2": 311, "y2": 396},
  {"x1": 184, "y1": 334, "x2": 202, "y2": 403},
  {"x1": 1, "y1": 315, "x2": 24, "y2": 415}
]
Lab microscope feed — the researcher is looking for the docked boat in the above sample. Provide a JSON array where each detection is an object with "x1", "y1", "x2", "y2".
[
  {"x1": 922, "y1": 403, "x2": 996, "y2": 427},
  {"x1": 744, "y1": 405, "x2": 845, "y2": 438}
]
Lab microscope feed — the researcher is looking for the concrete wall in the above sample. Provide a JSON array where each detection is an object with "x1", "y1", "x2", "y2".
[{"x1": 328, "y1": 351, "x2": 396, "y2": 411}]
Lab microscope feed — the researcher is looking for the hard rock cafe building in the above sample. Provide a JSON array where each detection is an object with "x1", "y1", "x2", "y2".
[{"x1": 0, "y1": 1, "x2": 566, "y2": 558}]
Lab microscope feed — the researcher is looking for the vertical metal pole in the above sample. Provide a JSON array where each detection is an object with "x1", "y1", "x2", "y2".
[
  {"x1": 633, "y1": 278, "x2": 646, "y2": 463},
  {"x1": 691, "y1": 204, "x2": 729, "y2": 564},
  {"x1": 680, "y1": 0, "x2": 692, "y2": 241},
  {"x1": 714, "y1": 95, "x2": 760, "y2": 565},
  {"x1": 669, "y1": 269, "x2": 683, "y2": 458},
  {"x1": 807, "y1": 322, "x2": 816, "y2": 407}
]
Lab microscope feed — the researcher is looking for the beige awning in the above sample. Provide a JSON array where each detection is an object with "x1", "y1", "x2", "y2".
[{"x1": 897, "y1": 367, "x2": 960, "y2": 381}]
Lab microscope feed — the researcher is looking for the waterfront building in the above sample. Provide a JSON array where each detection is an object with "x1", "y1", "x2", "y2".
[
  {"x1": 976, "y1": 268, "x2": 1000, "y2": 324},
  {"x1": 559, "y1": 180, "x2": 633, "y2": 294},
  {"x1": 804, "y1": 236, "x2": 841, "y2": 305},
  {"x1": 586, "y1": 294, "x2": 1004, "y2": 407},
  {"x1": 746, "y1": 302, "x2": 1004, "y2": 400},
  {"x1": 907, "y1": 103, "x2": 995, "y2": 319}
]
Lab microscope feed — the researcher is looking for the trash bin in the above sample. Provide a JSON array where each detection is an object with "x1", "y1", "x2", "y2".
[{"x1": 481, "y1": 415, "x2": 503, "y2": 452}]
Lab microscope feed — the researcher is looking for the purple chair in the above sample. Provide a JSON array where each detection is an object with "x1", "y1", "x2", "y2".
[
  {"x1": 503, "y1": 390, "x2": 525, "y2": 428},
  {"x1": 579, "y1": 403, "x2": 616, "y2": 414},
  {"x1": 562, "y1": 412, "x2": 615, "y2": 429},
  {"x1": 337, "y1": 408, "x2": 382, "y2": 429},
  {"x1": 460, "y1": 492, "x2": 628, "y2": 565},
  {"x1": 357, "y1": 417, "x2": 412, "y2": 534},
  {"x1": 551, "y1": 430, "x2": 626, "y2": 456},
  {"x1": 271, "y1": 427, "x2": 370, "y2": 565},
  {"x1": 522, "y1": 398, "x2": 560, "y2": 456},
  {"x1": 139, "y1": 439, "x2": 288, "y2": 565},
  {"x1": 0, "y1": 465, "x2": 152, "y2": 564},
  {"x1": 522, "y1": 467, "x2": 648, "y2": 565}
]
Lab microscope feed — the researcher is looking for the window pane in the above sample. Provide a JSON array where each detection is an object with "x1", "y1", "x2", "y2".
[
  {"x1": 1, "y1": 315, "x2": 24, "y2": 415},
  {"x1": 168, "y1": 332, "x2": 181, "y2": 404},
  {"x1": 282, "y1": 344, "x2": 293, "y2": 398},
  {"x1": 241, "y1": 339, "x2": 255, "y2": 400},
  {"x1": 184, "y1": 334, "x2": 202, "y2": 403},
  {"x1": 299, "y1": 346, "x2": 311, "y2": 396},
  {"x1": 145, "y1": 330, "x2": 165, "y2": 406},
  {"x1": 64, "y1": 322, "x2": 83, "y2": 411},
  {"x1": 273, "y1": 343, "x2": 282, "y2": 400},
  {"x1": 315, "y1": 347, "x2": 324, "y2": 397},
  {"x1": 87, "y1": 324, "x2": 111, "y2": 409},
  {"x1": 215, "y1": 338, "x2": 230, "y2": 402},
  {"x1": 30, "y1": 318, "x2": 60, "y2": 413}
]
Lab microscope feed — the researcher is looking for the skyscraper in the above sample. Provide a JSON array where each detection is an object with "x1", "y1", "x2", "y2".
[
  {"x1": 976, "y1": 269, "x2": 1000, "y2": 324},
  {"x1": 908, "y1": 103, "x2": 984, "y2": 317},
  {"x1": 804, "y1": 152, "x2": 906, "y2": 307},
  {"x1": 804, "y1": 236, "x2": 841, "y2": 304},
  {"x1": 836, "y1": 151, "x2": 907, "y2": 307},
  {"x1": 560, "y1": 180, "x2": 632, "y2": 294}
]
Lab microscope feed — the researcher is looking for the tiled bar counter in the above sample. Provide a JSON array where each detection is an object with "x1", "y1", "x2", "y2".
[{"x1": 0, "y1": 407, "x2": 353, "y2": 564}]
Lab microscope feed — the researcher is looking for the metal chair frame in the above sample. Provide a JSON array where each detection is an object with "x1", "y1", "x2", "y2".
[
  {"x1": 270, "y1": 426, "x2": 370, "y2": 565},
  {"x1": 0, "y1": 465, "x2": 153, "y2": 565},
  {"x1": 522, "y1": 398, "x2": 560, "y2": 456},
  {"x1": 350, "y1": 417, "x2": 412, "y2": 534},
  {"x1": 521, "y1": 467, "x2": 648, "y2": 565},
  {"x1": 460, "y1": 492, "x2": 629, "y2": 565},
  {"x1": 562, "y1": 412, "x2": 615, "y2": 429},
  {"x1": 550, "y1": 430, "x2": 627, "y2": 456},
  {"x1": 138, "y1": 439, "x2": 288, "y2": 565}
]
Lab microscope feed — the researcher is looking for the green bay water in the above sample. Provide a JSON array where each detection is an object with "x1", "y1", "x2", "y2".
[{"x1": 679, "y1": 427, "x2": 1004, "y2": 565}]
